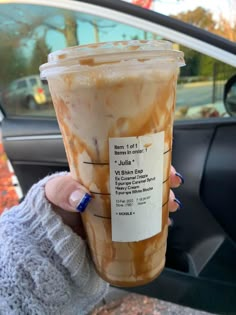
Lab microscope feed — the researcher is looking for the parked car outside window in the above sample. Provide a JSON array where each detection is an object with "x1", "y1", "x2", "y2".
[{"x1": 2, "y1": 75, "x2": 52, "y2": 114}]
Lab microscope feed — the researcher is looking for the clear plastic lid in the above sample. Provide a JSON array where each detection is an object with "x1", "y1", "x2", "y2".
[{"x1": 40, "y1": 40, "x2": 185, "y2": 78}]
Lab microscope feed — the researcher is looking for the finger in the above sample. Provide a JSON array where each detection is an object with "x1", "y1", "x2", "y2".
[
  {"x1": 168, "y1": 189, "x2": 182, "y2": 212},
  {"x1": 168, "y1": 217, "x2": 174, "y2": 227},
  {"x1": 170, "y1": 165, "x2": 184, "y2": 188},
  {"x1": 45, "y1": 174, "x2": 91, "y2": 213}
]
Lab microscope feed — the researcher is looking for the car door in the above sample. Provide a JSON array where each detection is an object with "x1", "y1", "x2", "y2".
[{"x1": 0, "y1": 1, "x2": 236, "y2": 314}]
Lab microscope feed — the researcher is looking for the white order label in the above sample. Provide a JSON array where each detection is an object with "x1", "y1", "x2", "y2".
[{"x1": 109, "y1": 132, "x2": 164, "y2": 242}]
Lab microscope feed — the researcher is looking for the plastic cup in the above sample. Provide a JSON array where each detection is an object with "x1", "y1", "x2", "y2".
[{"x1": 40, "y1": 40, "x2": 185, "y2": 287}]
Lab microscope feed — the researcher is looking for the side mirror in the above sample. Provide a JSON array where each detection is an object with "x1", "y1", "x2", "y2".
[{"x1": 224, "y1": 75, "x2": 236, "y2": 117}]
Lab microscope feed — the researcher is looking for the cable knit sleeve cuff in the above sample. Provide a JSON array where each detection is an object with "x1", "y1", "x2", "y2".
[{"x1": 11, "y1": 172, "x2": 108, "y2": 296}]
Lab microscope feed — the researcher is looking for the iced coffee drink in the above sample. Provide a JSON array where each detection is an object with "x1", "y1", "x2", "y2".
[{"x1": 40, "y1": 40, "x2": 184, "y2": 287}]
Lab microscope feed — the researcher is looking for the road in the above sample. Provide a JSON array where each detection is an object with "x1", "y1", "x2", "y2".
[
  {"x1": 1, "y1": 81, "x2": 226, "y2": 117},
  {"x1": 176, "y1": 82, "x2": 224, "y2": 108}
]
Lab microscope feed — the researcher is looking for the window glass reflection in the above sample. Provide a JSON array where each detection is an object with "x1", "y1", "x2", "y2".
[
  {"x1": 0, "y1": 4, "x2": 158, "y2": 117},
  {"x1": 0, "y1": 3, "x2": 235, "y2": 120}
]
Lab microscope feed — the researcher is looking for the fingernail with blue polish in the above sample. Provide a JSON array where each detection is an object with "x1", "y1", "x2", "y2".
[
  {"x1": 76, "y1": 193, "x2": 91, "y2": 212},
  {"x1": 69, "y1": 190, "x2": 92, "y2": 213},
  {"x1": 175, "y1": 172, "x2": 185, "y2": 185},
  {"x1": 174, "y1": 198, "x2": 182, "y2": 210}
]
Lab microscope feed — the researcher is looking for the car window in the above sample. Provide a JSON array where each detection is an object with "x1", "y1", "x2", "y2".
[
  {"x1": 29, "y1": 78, "x2": 37, "y2": 86},
  {"x1": 16, "y1": 81, "x2": 27, "y2": 89},
  {"x1": 0, "y1": 3, "x2": 235, "y2": 120}
]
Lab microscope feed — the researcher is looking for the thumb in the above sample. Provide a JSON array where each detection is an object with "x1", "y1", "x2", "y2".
[{"x1": 45, "y1": 173, "x2": 91, "y2": 213}]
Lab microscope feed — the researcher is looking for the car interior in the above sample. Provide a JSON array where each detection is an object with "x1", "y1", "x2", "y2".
[{"x1": 0, "y1": 1, "x2": 236, "y2": 314}]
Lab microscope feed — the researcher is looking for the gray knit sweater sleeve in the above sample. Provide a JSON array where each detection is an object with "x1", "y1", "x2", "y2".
[{"x1": 0, "y1": 173, "x2": 109, "y2": 315}]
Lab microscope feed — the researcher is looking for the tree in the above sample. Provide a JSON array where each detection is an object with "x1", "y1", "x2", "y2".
[
  {"x1": 171, "y1": 4, "x2": 236, "y2": 41},
  {"x1": 171, "y1": 6, "x2": 215, "y2": 32},
  {"x1": 28, "y1": 36, "x2": 52, "y2": 75},
  {"x1": 171, "y1": 6, "x2": 236, "y2": 80},
  {"x1": 215, "y1": 14, "x2": 236, "y2": 41},
  {"x1": 0, "y1": 6, "x2": 79, "y2": 48},
  {"x1": 0, "y1": 4, "x2": 119, "y2": 87},
  {"x1": 44, "y1": 10, "x2": 79, "y2": 46},
  {"x1": 214, "y1": 0, "x2": 236, "y2": 41},
  {"x1": 0, "y1": 37, "x2": 28, "y2": 86}
]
